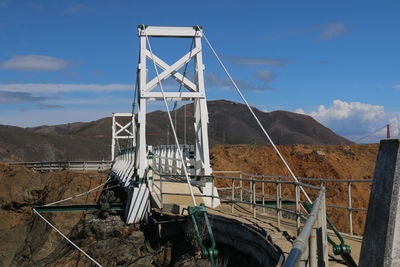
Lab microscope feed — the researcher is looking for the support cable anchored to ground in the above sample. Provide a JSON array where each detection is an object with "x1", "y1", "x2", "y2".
[
  {"x1": 44, "y1": 177, "x2": 111, "y2": 206},
  {"x1": 201, "y1": 30, "x2": 312, "y2": 204},
  {"x1": 33, "y1": 209, "x2": 102, "y2": 267},
  {"x1": 145, "y1": 32, "x2": 197, "y2": 206},
  {"x1": 32, "y1": 176, "x2": 115, "y2": 266}
]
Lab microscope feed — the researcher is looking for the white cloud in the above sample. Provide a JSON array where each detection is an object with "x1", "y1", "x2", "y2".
[
  {"x1": 0, "y1": 55, "x2": 69, "y2": 71},
  {"x1": 43, "y1": 97, "x2": 132, "y2": 106},
  {"x1": 254, "y1": 70, "x2": 276, "y2": 83},
  {"x1": 318, "y1": 22, "x2": 349, "y2": 40},
  {"x1": 310, "y1": 100, "x2": 385, "y2": 123},
  {"x1": 303, "y1": 100, "x2": 399, "y2": 143},
  {"x1": 205, "y1": 72, "x2": 273, "y2": 91},
  {"x1": 0, "y1": 83, "x2": 133, "y2": 93},
  {"x1": 0, "y1": 91, "x2": 46, "y2": 104},
  {"x1": 226, "y1": 56, "x2": 291, "y2": 67},
  {"x1": 61, "y1": 3, "x2": 89, "y2": 14}
]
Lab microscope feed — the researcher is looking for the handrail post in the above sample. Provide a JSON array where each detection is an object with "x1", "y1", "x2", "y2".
[
  {"x1": 277, "y1": 177, "x2": 282, "y2": 227},
  {"x1": 348, "y1": 181, "x2": 353, "y2": 236},
  {"x1": 160, "y1": 174, "x2": 163, "y2": 209},
  {"x1": 240, "y1": 172, "x2": 243, "y2": 201},
  {"x1": 262, "y1": 175, "x2": 265, "y2": 214},
  {"x1": 295, "y1": 183, "x2": 301, "y2": 233},
  {"x1": 231, "y1": 178, "x2": 235, "y2": 213},
  {"x1": 253, "y1": 179, "x2": 256, "y2": 218},
  {"x1": 211, "y1": 175, "x2": 214, "y2": 208},
  {"x1": 317, "y1": 190, "x2": 328, "y2": 265},
  {"x1": 309, "y1": 228, "x2": 317, "y2": 267}
]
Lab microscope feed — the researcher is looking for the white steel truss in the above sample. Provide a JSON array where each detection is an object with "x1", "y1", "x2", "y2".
[
  {"x1": 136, "y1": 25, "x2": 212, "y2": 178},
  {"x1": 111, "y1": 113, "x2": 135, "y2": 161}
]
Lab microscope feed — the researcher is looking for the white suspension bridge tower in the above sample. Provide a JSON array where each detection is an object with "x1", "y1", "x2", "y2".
[{"x1": 111, "y1": 25, "x2": 220, "y2": 224}]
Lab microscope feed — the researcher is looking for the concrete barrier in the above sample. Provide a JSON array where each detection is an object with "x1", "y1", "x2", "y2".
[{"x1": 359, "y1": 139, "x2": 400, "y2": 267}]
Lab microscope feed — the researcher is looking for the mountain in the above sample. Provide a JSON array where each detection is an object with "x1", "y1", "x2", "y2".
[
  {"x1": 0, "y1": 100, "x2": 351, "y2": 162},
  {"x1": 0, "y1": 124, "x2": 110, "y2": 162}
]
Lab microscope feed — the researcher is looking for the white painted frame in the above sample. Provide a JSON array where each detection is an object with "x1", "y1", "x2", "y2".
[
  {"x1": 111, "y1": 113, "x2": 135, "y2": 161},
  {"x1": 136, "y1": 25, "x2": 212, "y2": 178}
]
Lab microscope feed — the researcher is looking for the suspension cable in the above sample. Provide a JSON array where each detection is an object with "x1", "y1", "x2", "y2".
[
  {"x1": 44, "y1": 177, "x2": 112, "y2": 206},
  {"x1": 353, "y1": 125, "x2": 387, "y2": 143},
  {"x1": 33, "y1": 209, "x2": 102, "y2": 266},
  {"x1": 145, "y1": 34, "x2": 197, "y2": 206},
  {"x1": 201, "y1": 30, "x2": 312, "y2": 203}
]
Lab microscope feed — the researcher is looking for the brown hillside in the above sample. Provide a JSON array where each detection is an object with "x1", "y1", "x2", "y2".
[
  {"x1": 211, "y1": 143, "x2": 379, "y2": 235},
  {"x1": 0, "y1": 125, "x2": 109, "y2": 162},
  {"x1": 0, "y1": 100, "x2": 353, "y2": 162}
]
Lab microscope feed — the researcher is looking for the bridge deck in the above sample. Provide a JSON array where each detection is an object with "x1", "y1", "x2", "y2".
[{"x1": 150, "y1": 175, "x2": 205, "y2": 213}]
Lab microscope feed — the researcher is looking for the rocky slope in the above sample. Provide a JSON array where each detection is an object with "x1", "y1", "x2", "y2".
[{"x1": 0, "y1": 164, "x2": 172, "y2": 266}]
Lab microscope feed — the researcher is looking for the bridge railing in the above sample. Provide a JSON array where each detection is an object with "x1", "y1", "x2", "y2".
[
  {"x1": 110, "y1": 148, "x2": 135, "y2": 187},
  {"x1": 150, "y1": 171, "x2": 329, "y2": 266},
  {"x1": 283, "y1": 189, "x2": 327, "y2": 267},
  {"x1": 151, "y1": 145, "x2": 196, "y2": 176},
  {"x1": 8, "y1": 161, "x2": 112, "y2": 171},
  {"x1": 213, "y1": 170, "x2": 370, "y2": 238}
]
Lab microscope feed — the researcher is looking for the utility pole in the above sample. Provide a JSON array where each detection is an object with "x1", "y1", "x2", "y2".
[{"x1": 387, "y1": 124, "x2": 391, "y2": 138}]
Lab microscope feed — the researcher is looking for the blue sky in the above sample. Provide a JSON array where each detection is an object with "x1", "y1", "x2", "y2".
[{"x1": 0, "y1": 0, "x2": 399, "y2": 142}]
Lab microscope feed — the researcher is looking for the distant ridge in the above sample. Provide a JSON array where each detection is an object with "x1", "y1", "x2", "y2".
[{"x1": 0, "y1": 100, "x2": 351, "y2": 161}]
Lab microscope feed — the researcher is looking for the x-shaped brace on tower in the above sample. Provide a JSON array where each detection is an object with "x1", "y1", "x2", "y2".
[
  {"x1": 111, "y1": 113, "x2": 135, "y2": 161},
  {"x1": 135, "y1": 25, "x2": 211, "y2": 179}
]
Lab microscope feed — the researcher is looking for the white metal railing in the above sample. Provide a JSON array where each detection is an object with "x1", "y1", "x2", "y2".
[
  {"x1": 151, "y1": 171, "x2": 329, "y2": 266},
  {"x1": 283, "y1": 189, "x2": 328, "y2": 267},
  {"x1": 151, "y1": 145, "x2": 196, "y2": 175},
  {"x1": 8, "y1": 161, "x2": 112, "y2": 171},
  {"x1": 110, "y1": 148, "x2": 135, "y2": 187},
  {"x1": 213, "y1": 170, "x2": 371, "y2": 237}
]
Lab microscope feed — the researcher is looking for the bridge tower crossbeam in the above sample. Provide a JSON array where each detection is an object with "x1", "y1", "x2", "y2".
[{"x1": 136, "y1": 25, "x2": 211, "y2": 178}]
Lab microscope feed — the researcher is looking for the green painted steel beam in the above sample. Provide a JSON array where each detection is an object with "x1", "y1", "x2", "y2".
[
  {"x1": 255, "y1": 200, "x2": 295, "y2": 206},
  {"x1": 33, "y1": 203, "x2": 125, "y2": 213}
]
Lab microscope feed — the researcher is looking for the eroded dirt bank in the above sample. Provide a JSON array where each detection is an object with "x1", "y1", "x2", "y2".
[
  {"x1": 0, "y1": 164, "x2": 107, "y2": 266},
  {"x1": 0, "y1": 164, "x2": 174, "y2": 266},
  {"x1": 211, "y1": 144, "x2": 379, "y2": 235},
  {"x1": 0, "y1": 143, "x2": 379, "y2": 265},
  {"x1": 0, "y1": 164, "x2": 238, "y2": 266}
]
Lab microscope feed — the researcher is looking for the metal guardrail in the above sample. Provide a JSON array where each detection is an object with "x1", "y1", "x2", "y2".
[
  {"x1": 150, "y1": 170, "x2": 329, "y2": 266},
  {"x1": 283, "y1": 189, "x2": 327, "y2": 267},
  {"x1": 213, "y1": 170, "x2": 371, "y2": 237},
  {"x1": 8, "y1": 161, "x2": 112, "y2": 171}
]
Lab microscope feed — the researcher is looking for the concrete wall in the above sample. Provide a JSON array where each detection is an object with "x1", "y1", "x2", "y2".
[{"x1": 359, "y1": 139, "x2": 400, "y2": 267}]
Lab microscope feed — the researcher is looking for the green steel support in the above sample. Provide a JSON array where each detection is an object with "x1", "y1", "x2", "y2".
[
  {"x1": 303, "y1": 202, "x2": 357, "y2": 267},
  {"x1": 33, "y1": 204, "x2": 125, "y2": 213},
  {"x1": 188, "y1": 204, "x2": 218, "y2": 267}
]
